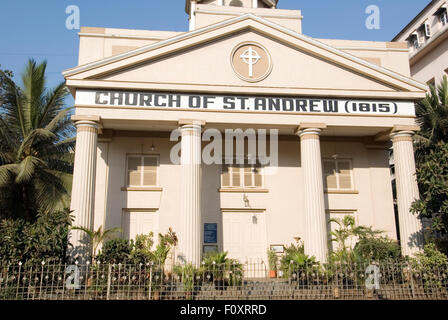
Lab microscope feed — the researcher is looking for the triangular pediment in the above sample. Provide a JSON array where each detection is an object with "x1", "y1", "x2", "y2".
[{"x1": 64, "y1": 14, "x2": 426, "y2": 98}]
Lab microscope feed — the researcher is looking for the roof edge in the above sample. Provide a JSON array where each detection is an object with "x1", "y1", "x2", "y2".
[
  {"x1": 63, "y1": 13, "x2": 427, "y2": 92},
  {"x1": 392, "y1": 0, "x2": 440, "y2": 41}
]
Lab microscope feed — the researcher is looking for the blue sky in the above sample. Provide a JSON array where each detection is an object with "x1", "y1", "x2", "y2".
[{"x1": 0, "y1": 0, "x2": 429, "y2": 105}]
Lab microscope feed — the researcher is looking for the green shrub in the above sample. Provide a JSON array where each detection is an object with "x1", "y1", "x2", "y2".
[
  {"x1": 201, "y1": 251, "x2": 243, "y2": 287},
  {"x1": 175, "y1": 263, "x2": 201, "y2": 294},
  {"x1": 279, "y1": 241, "x2": 319, "y2": 280},
  {"x1": 267, "y1": 249, "x2": 278, "y2": 272},
  {"x1": 353, "y1": 236, "x2": 402, "y2": 262},
  {"x1": 129, "y1": 233, "x2": 154, "y2": 264},
  {"x1": 411, "y1": 243, "x2": 448, "y2": 289},
  {"x1": 0, "y1": 209, "x2": 72, "y2": 264},
  {"x1": 95, "y1": 238, "x2": 133, "y2": 264}
]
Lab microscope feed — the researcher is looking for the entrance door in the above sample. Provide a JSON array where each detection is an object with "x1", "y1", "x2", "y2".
[
  {"x1": 222, "y1": 211, "x2": 267, "y2": 278},
  {"x1": 122, "y1": 210, "x2": 157, "y2": 240}
]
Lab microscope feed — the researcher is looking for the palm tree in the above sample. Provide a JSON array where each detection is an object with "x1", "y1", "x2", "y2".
[
  {"x1": 71, "y1": 225, "x2": 122, "y2": 260},
  {"x1": 415, "y1": 75, "x2": 448, "y2": 160},
  {"x1": 0, "y1": 59, "x2": 75, "y2": 221}
]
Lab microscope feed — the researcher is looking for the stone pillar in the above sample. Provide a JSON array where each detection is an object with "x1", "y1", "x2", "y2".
[
  {"x1": 178, "y1": 120, "x2": 204, "y2": 266},
  {"x1": 297, "y1": 124, "x2": 328, "y2": 262},
  {"x1": 252, "y1": 0, "x2": 258, "y2": 8},
  {"x1": 69, "y1": 115, "x2": 100, "y2": 261},
  {"x1": 391, "y1": 129, "x2": 423, "y2": 256}
]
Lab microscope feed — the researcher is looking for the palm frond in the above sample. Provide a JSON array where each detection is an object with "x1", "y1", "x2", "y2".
[
  {"x1": 21, "y1": 59, "x2": 47, "y2": 131},
  {"x1": 39, "y1": 83, "x2": 70, "y2": 128},
  {"x1": 45, "y1": 106, "x2": 72, "y2": 133},
  {"x1": 16, "y1": 128, "x2": 56, "y2": 159},
  {"x1": 0, "y1": 164, "x2": 19, "y2": 186},
  {"x1": 0, "y1": 69, "x2": 27, "y2": 136},
  {"x1": 15, "y1": 156, "x2": 46, "y2": 184}
]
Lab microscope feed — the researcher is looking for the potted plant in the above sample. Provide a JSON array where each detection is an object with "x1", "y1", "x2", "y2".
[{"x1": 267, "y1": 249, "x2": 278, "y2": 278}]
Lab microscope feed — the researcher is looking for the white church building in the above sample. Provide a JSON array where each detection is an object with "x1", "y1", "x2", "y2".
[{"x1": 64, "y1": 0, "x2": 427, "y2": 265}]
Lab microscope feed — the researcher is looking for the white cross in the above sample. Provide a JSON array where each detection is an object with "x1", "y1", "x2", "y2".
[{"x1": 240, "y1": 47, "x2": 261, "y2": 78}]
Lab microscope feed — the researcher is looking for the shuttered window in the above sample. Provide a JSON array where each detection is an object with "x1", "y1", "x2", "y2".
[
  {"x1": 323, "y1": 159, "x2": 354, "y2": 190},
  {"x1": 221, "y1": 163, "x2": 263, "y2": 188},
  {"x1": 127, "y1": 155, "x2": 159, "y2": 187}
]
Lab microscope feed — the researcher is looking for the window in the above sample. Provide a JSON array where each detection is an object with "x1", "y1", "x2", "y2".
[
  {"x1": 127, "y1": 155, "x2": 158, "y2": 187},
  {"x1": 408, "y1": 33, "x2": 420, "y2": 50},
  {"x1": 323, "y1": 159, "x2": 354, "y2": 190},
  {"x1": 424, "y1": 22, "x2": 431, "y2": 38},
  {"x1": 221, "y1": 163, "x2": 263, "y2": 188},
  {"x1": 229, "y1": 0, "x2": 243, "y2": 7},
  {"x1": 440, "y1": 9, "x2": 448, "y2": 26}
]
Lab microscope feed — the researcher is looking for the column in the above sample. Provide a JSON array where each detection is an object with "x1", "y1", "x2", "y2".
[
  {"x1": 178, "y1": 120, "x2": 204, "y2": 266},
  {"x1": 296, "y1": 124, "x2": 328, "y2": 262},
  {"x1": 69, "y1": 116, "x2": 100, "y2": 261},
  {"x1": 391, "y1": 129, "x2": 423, "y2": 256}
]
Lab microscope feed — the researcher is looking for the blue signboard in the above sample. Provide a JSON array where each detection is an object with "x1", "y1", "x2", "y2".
[{"x1": 204, "y1": 223, "x2": 217, "y2": 244}]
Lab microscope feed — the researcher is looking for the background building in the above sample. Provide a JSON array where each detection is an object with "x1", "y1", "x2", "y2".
[{"x1": 393, "y1": 0, "x2": 448, "y2": 86}]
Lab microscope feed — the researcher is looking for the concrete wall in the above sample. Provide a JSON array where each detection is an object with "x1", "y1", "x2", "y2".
[{"x1": 411, "y1": 37, "x2": 448, "y2": 84}]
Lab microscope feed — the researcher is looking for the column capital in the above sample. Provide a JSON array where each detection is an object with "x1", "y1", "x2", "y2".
[
  {"x1": 72, "y1": 115, "x2": 101, "y2": 130},
  {"x1": 392, "y1": 125, "x2": 420, "y2": 133},
  {"x1": 296, "y1": 128, "x2": 323, "y2": 138},
  {"x1": 178, "y1": 119, "x2": 206, "y2": 128},
  {"x1": 295, "y1": 122, "x2": 326, "y2": 137},
  {"x1": 71, "y1": 115, "x2": 101, "y2": 124},
  {"x1": 390, "y1": 130, "x2": 415, "y2": 143}
]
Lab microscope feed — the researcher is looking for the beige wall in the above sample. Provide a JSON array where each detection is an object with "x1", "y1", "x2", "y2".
[
  {"x1": 78, "y1": 27, "x2": 184, "y2": 65},
  {"x1": 194, "y1": 4, "x2": 302, "y2": 33},
  {"x1": 94, "y1": 135, "x2": 397, "y2": 250},
  {"x1": 101, "y1": 31, "x2": 398, "y2": 93},
  {"x1": 318, "y1": 39, "x2": 411, "y2": 76},
  {"x1": 411, "y1": 36, "x2": 448, "y2": 84}
]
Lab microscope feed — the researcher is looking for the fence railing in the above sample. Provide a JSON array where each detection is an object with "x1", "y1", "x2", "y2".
[{"x1": 1, "y1": 261, "x2": 447, "y2": 300}]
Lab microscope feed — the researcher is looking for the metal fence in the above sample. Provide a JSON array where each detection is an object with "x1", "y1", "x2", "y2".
[{"x1": 1, "y1": 261, "x2": 448, "y2": 300}]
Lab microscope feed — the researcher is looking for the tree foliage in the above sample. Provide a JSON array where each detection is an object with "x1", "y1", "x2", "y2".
[
  {"x1": 329, "y1": 216, "x2": 401, "y2": 263},
  {"x1": 0, "y1": 59, "x2": 74, "y2": 221},
  {"x1": 0, "y1": 209, "x2": 72, "y2": 264},
  {"x1": 412, "y1": 76, "x2": 448, "y2": 253},
  {"x1": 71, "y1": 225, "x2": 122, "y2": 260},
  {"x1": 95, "y1": 229, "x2": 178, "y2": 265}
]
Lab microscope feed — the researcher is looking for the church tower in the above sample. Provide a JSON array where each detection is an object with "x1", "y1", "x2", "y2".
[{"x1": 185, "y1": 0, "x2": 302, "y2": 33}]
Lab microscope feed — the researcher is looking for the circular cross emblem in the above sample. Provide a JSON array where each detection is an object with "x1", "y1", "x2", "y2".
[{"x1": 231, "y1": 42, "x2": 272, "y2": 82}]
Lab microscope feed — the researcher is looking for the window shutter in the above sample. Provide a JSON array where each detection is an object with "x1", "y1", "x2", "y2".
[
  {"x1": 128, "y1": 157, "x2": 142, "y2": 186},
  {"x1": 254, "y1": 166, "x2": 262, "y2": 187},
  {"x1": 143, "y1": 157, "x2": 157, "y2": 186},
  {"x1": 244, "y1": 167, "x2": 253, "y2": 187},
  {"x1": 338, "y1": 161, "x2": 352, "y2": 189},
  {"x1": 232, "y1": 166, "x2": 241, "y2": 187},
  {"x1": 323, "y1": 160, "x2": 337, "y2": 189},
  {"x1": 424, "y1": 23, "x2": 431, "y2": 37},
  {"x1": 222, "y1": 165, "x2": 230, "y2": 187}
]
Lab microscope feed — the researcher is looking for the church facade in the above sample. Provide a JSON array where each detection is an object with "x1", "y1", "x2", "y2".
[{"x1": 64, "y1": 0, "x2": 427, "y2": 265}]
